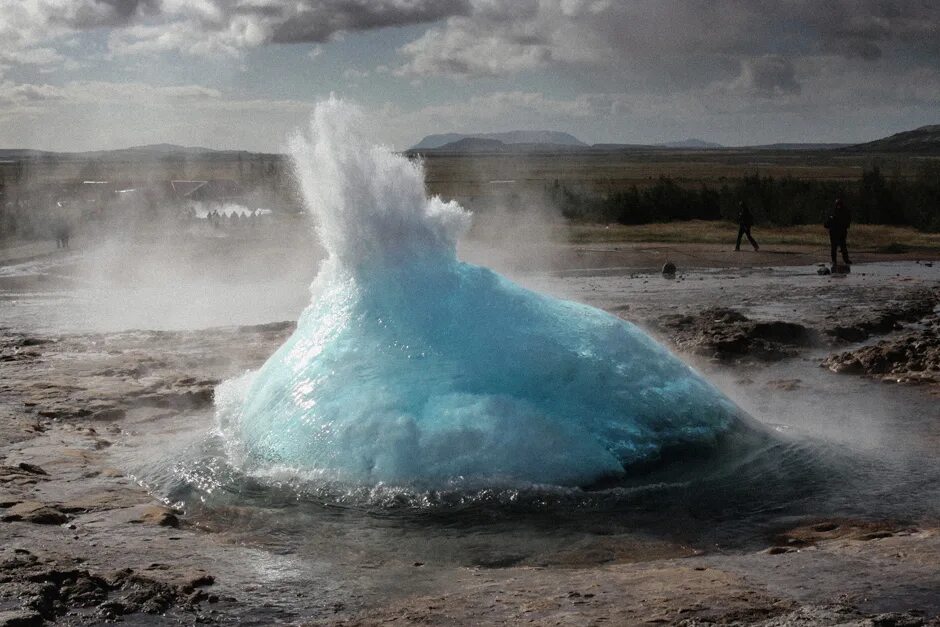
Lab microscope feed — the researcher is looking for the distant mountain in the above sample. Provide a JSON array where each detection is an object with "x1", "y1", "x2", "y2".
[
  {"x1": 847, "y1": 125, "x2": 940, "y2": 153},
  {"x1": 0, "y1": 149, "x2": 56, "y2": 160},
  {"x1": 657, "y1": 138, "x2": 723, "y2": 149},
  {"x1": 589, "y1": 143, "x2": 654, "y2": 151},
  {"x1": 411, "y1": 138, "x2": 592, "y2": 154},
  {"x1": 0, "y1": 144, "x2": 275, "y2": 163},
  {"x1": 411, "y1": 130, "x2": 586, "y2": 150},
  {"x1": 104, "y1": 143, "x2": 218, "y2": 156},
  {"x1": 434, "y1": 138, "x2": 508, "y2": 153},
  {"x1": 747, "y1": 143, "x2": 852, "y2": 150}
]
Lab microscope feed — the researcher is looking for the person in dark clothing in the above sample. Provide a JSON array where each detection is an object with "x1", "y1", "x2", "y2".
[
  {"x1": 54, "y1": 219, "x2": 70, "y2": 249},
  {"x1": 825, "y1": 198, "x2": 852, "y2": 266},
  {"x1": 735, "y1": 201, "x2": 759, "y2": 251}
]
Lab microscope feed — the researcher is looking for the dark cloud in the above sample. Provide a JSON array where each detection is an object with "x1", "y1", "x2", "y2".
[
  {"x1": 803, "y1": 1, "x2": 940, "y2": 60},
  {"x1": 45, "y1": 0, "x2": 160, "y2": 29},
  {"x1": 738, "y1": 55, "x2": 801, "y2": 97},
  {"x1": 394, "y1": 0, "x2": 940, "y2": 82},
  {"x1": 267, "y1": 0, "x2": 471, "y2": 44}
]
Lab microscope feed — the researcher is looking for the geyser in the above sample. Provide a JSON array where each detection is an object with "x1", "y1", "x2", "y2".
[{"x1": 217, "y1": 98, "x2": 753, "y2": 488}]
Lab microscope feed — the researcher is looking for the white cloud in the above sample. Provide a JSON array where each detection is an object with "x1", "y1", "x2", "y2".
[
  {"x1": 0, "y1": 81, "x2": 64, "y2": 107},
  {"x1": 342, "y1": 68, "x2": 370, "y2": 80}
]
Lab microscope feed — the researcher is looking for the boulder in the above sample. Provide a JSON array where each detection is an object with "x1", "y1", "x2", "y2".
[
  {"x1": 0, "y1": 610, "x2": 44, "y2": 627},
  {"x1": 1, "y1": 501, "x2": 69, "y2": 525}
]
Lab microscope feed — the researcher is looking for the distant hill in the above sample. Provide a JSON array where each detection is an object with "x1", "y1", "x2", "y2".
[
  {"x1": 847, "y1": 125, "x2": 940, "y2": 153},
  {"x1": 411, "y1": 130, "x2": 586, "y2": 150},
  {"x1": 0, "y1": 149, "x2": 56, "y2": 160},
  {"x1": 100, "y1": 143, "x2": 218, "y2": 156},
  {"x1": 409, "y1": 136, "x2": 591, "y2": 154},
  {"x1": 658, "y1": 138, "x2": 723, "y2": 149},
  {"x1": 747, "y1": 143, "x2": 852, "y2": 151},
  {"x1": 0, "y1": 144, "x2": 275, "y2": 163},
  {"x1": 434, "y1": 137, "x2": 508, "y2": 153}
]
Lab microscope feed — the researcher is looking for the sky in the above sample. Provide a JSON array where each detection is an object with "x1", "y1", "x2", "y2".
[{"x1": 0, "y1": 0, "x2": 938, "y2": 152}]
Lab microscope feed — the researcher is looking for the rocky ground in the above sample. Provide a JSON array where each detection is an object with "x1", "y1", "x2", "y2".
[
  {"x1": 646, "y1": 287, "x2": 939, "y2": 379},
  {"x1": 823, "y1": 310, "x2": 940, "y2": 389},
  {"x1": 1, "y1": 243, "x2": 939, "y2": 625}
]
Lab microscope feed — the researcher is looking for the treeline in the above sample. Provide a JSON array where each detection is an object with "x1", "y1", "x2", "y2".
[{"x1": 552, "y1": 163, "x2": 940, "y2": 231}]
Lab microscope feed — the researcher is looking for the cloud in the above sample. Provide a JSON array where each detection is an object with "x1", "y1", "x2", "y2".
[
  {"x1": 0, "y1": 0, "x2": 470, "y2": 69},
  {"x1": 2, "y1": 0, "x2": 940, "y2": 151},
  {"x1": 42, "y1": 0, "x2": 160, "y2": 29},
  {"x1": 0, "y1": 79, "x2": 227, "y2": 114},
  {"x1": 0, "y1": 81, "x2": 65, "y2": 107},
  {"x1": 6, "y1": 0, "x2": 940, "y2": 84},
  {"x1": 90, "y1": 0, "x2": 470, "y2": 57},
  {"x1": 0, "y1": 77, "x2": 314, "y2": 150},
  {"x1": 342, "y1": 68, "x2": 370, "y2": 80},
  {"x1": 395, "y1": 0, "x2": 940, "y2": 85},
  {"x1": 730, "y1": 55, "x2": 802, "y2": 97},
  {"x1": 396, "y1": 1, "x2": 608, "y2": 78}
]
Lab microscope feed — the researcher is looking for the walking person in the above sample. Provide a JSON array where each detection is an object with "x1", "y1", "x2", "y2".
[
  {"x1": 734, "y1": 201, "x2": 759, "y2": 251},
  {"x1": 825, "y1": 198, "x2": 852, "y2": 268}
]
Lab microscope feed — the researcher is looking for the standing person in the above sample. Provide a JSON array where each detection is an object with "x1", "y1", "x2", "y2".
[
  {"x1": 735, "y1": 201, "x2": 759, "y2": 251},
  {"x1": 825, "y1": 198, "x2": 852, "y2": 267}
]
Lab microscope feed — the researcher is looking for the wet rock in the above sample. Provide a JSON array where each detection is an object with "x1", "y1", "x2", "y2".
[
  {"x1": 650, "y1": 308, "x2": 817, "y2": 362},
  {"x1": 15, "y1": 464, "x2": 47, "y2": 476},
  {"x1": 95, "y1": 599, "x2": 129, "y2": 621},
  {"x1": 119, "y1": 575, "x2": 177, "y2": 614},
  {"x1": 662, "y1": 261, "x2": 677, "y2": 277},
  {"x1": 727, "y1": 605, "x2": 922, "y2": 627},
  {"x1": 859, "y1": 531, "x2": 895, "y2": 541},
  {"x1": 869, "y1": 612, "x2": 929, "y2": 627},
  {"x1": 60, "y1": 489, "x2": 146, "y2": 514},
  {"x1": 0, "y1": 610, "x2": 43, "y2": 627},
  {"x1": 766, "y1": 379, "x2": 802, "y2": 391},
  {"x1": 751, "y1": 321, "x2": 814, "y2": 345},
  {"x1": 774, "y1": 520, "x2": 909, "y2": 548},
  {"x1": 17, "y1": 338, "x2": 51, "y2": 348},
  {"x1": 126, "y1": 505, "x2": 181, "y2": 528},
  {"x1": 823, "y1": 289, "x2": 939, "y2": 343},
  {"x1": 0, "y1": 466, "x2": 47, "y2": 486},
  {"x1": 823, "y1": 315, "x2": 940, "y2": 386},
  {"x1": 132, "y1": 387, "x2": 213, "y2": 410},
  {"x1": 36, "y1": 407, "x2": 91, "y2": 420},
  {"x1": 175, "y1": 569, "x2": 215, "y2": 592},
  {"x1": 90, "y1": 407, "x2": 126, "y2": 421},
  {"x1": 1, "y1": 501, "x2": 69, "y2": 525},
  {"x1": 0, "y1": 552, "x2": 217, "y2": 623}
]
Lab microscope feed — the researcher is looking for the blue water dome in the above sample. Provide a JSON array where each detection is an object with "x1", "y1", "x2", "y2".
[{"x1": 215, "y1": 98, "x2": 753, "y2": 489}]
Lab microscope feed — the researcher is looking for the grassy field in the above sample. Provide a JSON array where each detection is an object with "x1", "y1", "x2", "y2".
[
  {"x1": 564, "y1": 220, "x2": 940, "y2": 251},
  {"x1": 420, "y1": 150, "x2": 935, "y2": 199}
]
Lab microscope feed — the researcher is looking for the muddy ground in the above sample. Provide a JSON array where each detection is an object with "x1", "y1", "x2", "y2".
[{"x1": 1, "y1": 236, "x2": 939, "y2": 626}]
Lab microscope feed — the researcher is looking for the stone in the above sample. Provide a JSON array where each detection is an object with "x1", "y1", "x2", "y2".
[
  {"x1": 134, "y1": 505, "x2": 181, "y2": 528},
  {"x1": 16, "y1": 463, "x2": 47, "y2": 476},
  {"x1": 175, "y1": 569, "x2": 215, "y2": 592},
  {"x1": 0, "y1": 610, "x2": 43, "y2": 627},
  {"x1": 1, "y1": 501, "x2": 69, "y2": 525}
]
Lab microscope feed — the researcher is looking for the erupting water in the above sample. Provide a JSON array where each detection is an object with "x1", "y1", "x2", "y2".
[{"x1": 216, "y1": 98, "x2": 753, "y2": 488}]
